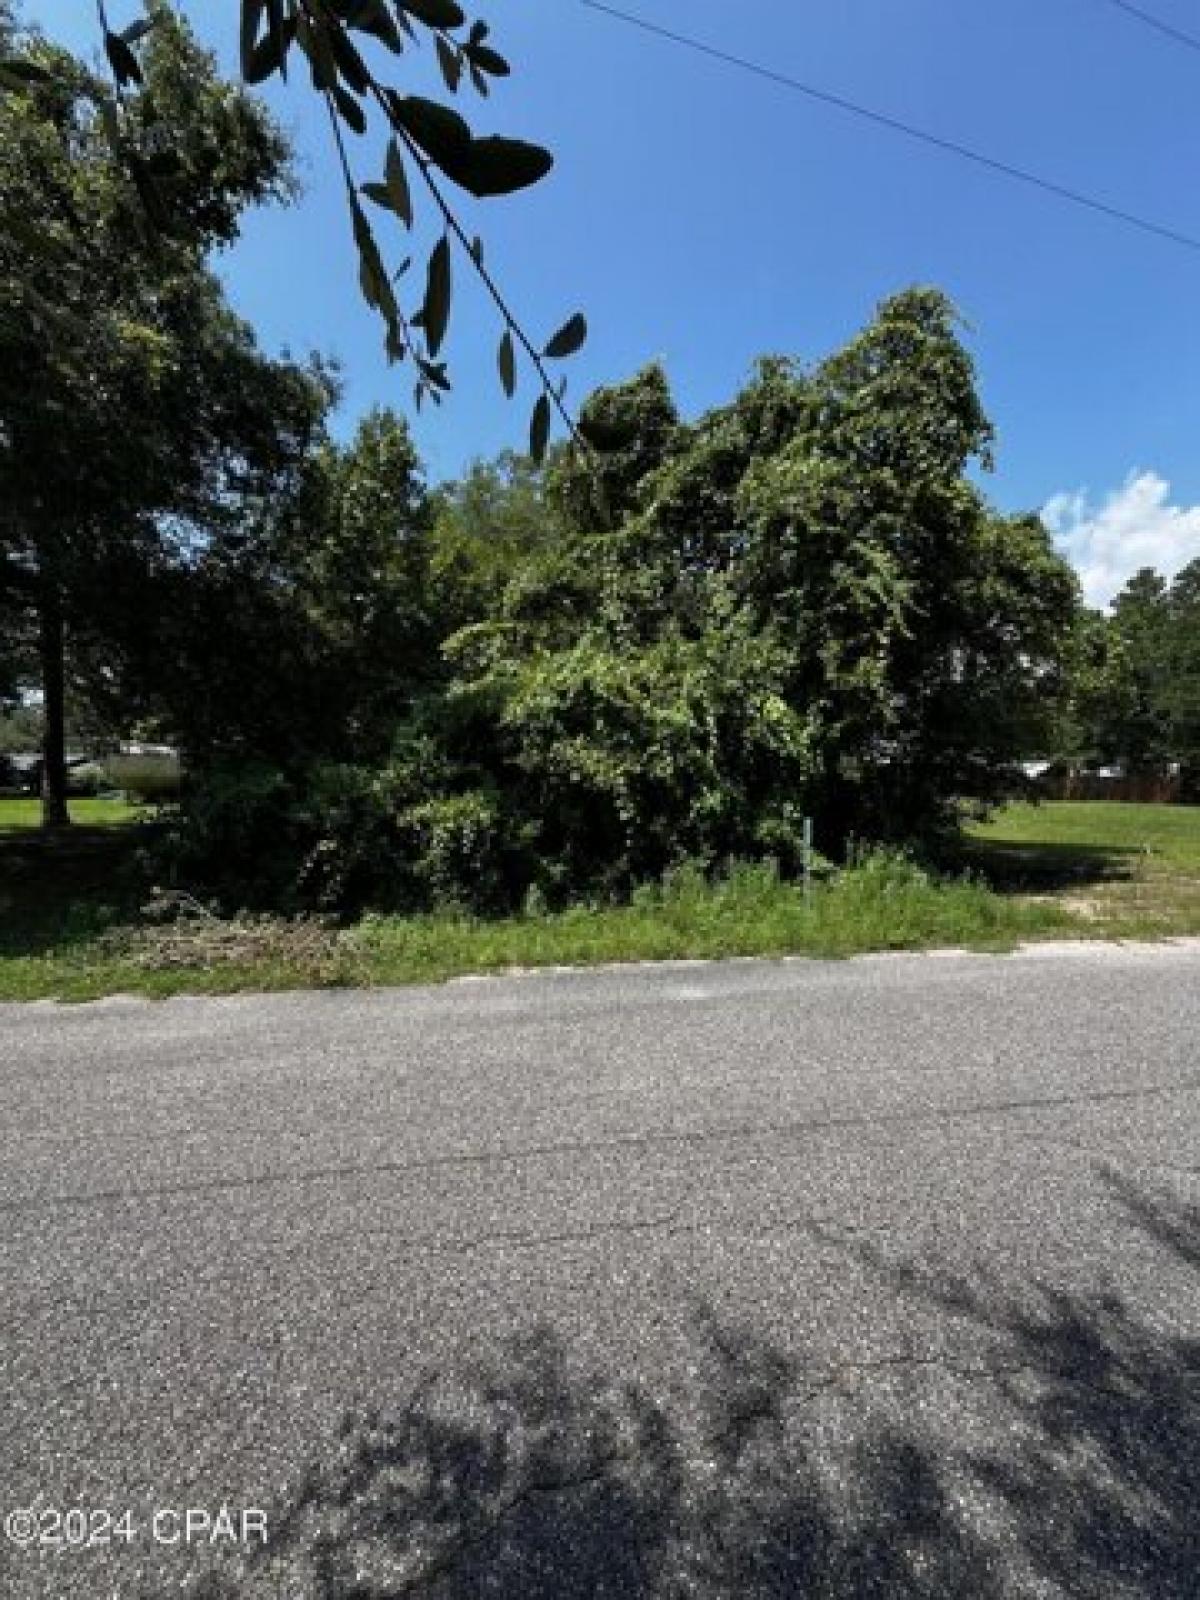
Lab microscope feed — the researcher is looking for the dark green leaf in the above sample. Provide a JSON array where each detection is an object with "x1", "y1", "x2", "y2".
[
  {"x1": 437, "y1": 136, "x2": 554, "y2": 199},
  {"x1": 466, "y1": 44, "x2": 510, "y2": 77},
  {"x1": 328, "y1": 25, "x2": 370, "y2": 93},
  {"x1": 120, "y1": 19, "x2": 155, "y2": 45},
  {"x1": 385, "y1": 137, "x2": 413, "y2": 226},
  {"x1": 351, "y1": 196, "x2": 390, "y2": 317},
  {"x1": 529, "y1": 394, "x2": 552, "y2": 464},
  {"x1": 266, "y1": 0, "x2": 287, "y2": 79},
  {"x1": 421, "y1": 358, "x2": 452, "y2": 392},
  {"x1": 436, "y1": 36, "x2": 462, "y2": 93},
  {"x1": 0, "y1": 57, "x2": 52, "y2": 90},
  {"x1": 389, "y1": 95, "x2": 471, "y2": 168},
  {"x1": 361, "y1": 139, "x2": 413, "y2": 227},
  {"x1": 243, "y1": 16, "x2": 296, "y2": 83},
  {"x1": 498, "y1": 328, "x2": 516, "y2": 398},
  {"x1": 358, "y1": 249, "x2": 381, "y2": 311},
  {"x1": 333, "y1": 85, "x2": 367, "y2": 135},
  {"x1": 469, "y1": 20, "x2": 490, "y2": 45},
  {"x1": 400, "y1": 0, "x2": 466, "y2": 27},
  {"x1": 422, "y1": 235, "x2": 452, "y2": 357},
  {"x1": 104, "y1": 31, "x2": 143, "y2": 87},
  {"x1": 543, "y1": 313, "x2": 588, "y2": 360},
  {"x1": 338, "y1": 0, "x2": 403, "y2": 52},
  {"x1": 296, "y1": 14, "x2": 338, "y2": 91},
  {"x1": 240, "y1": 0, "x2": 266, "y2": 79}
]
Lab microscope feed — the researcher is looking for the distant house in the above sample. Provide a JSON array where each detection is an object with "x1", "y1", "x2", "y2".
[
  {"x1": 1, "y1": 743, "x2": 182, "y2": 800},
  {"x1": 104, "y1": 743, "x2": 182, "y2": 800},
  {"x1": 0, "y1": 751, "x2": 92, "y2": 795},
  {"x1": 1026, "y1": 761, "x2": 1182, "y2": 804}
]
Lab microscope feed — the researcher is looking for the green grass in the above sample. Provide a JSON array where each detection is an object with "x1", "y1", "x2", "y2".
[
  {"x1": 1, "y1": 800, "x2": 1197, "y2": 1004},
  {"x1": 0, "y1": 850, "x2": 1074, "y2": 1004},
  {"x1": 969, "y1": 800, "x2": 1200, "y2": 871},
  {"x1": 350, "y1": 857, "x2": 1075, "y2": 983},
  {"x1": 964, "y1": 800, "x2": 1200, "y2": 937},
  {"x1": 0, "y1": 794, "x2": 146, "y2": 832}
]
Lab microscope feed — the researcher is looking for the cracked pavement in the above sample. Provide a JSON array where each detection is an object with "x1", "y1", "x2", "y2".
[{"x1": 2, "y1": 943, "x2": 1200, "y2": 1597}]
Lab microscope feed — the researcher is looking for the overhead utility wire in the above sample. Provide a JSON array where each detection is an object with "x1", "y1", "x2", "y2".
[
  {"x1": 580, "y1": 0, "x2": 1200, "y2": 255},
  {"x1": 1102, "y1": 0, "x2": 1200, "y2": 56}
]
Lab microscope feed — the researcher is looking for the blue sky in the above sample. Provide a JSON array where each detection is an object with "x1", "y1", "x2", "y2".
[{"x1": 32, "y1": 0, "x2": 1200, "y2": 601}]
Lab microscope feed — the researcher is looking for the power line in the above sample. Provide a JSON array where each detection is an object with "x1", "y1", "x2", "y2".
[
  {"x1": 1102, "y1": 0, "x2": 1200, "y2": 56},
  {"x1": 580, "y1": 0, "x2": 1200, "y2": 255}
]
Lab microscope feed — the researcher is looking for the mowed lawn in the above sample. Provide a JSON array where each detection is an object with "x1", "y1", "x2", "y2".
[
  {"x1": 0, "y1": 795, "x2": 146, "y2": 832},
  {"x1": 965, "y1": 800, "x2": 1200, "y2": 936}
]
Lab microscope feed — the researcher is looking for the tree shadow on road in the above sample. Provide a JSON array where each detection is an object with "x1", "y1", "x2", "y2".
[
  {"x1": 831, "y1": 1168, "x2": 1200, "y2": 1600},
  {"x1": 194, "y1": 1171, "x2": 1200, "y2": 1599},
  {"x1": 197, "y1": 1317, "x2": 1001, "y2": 1600}
]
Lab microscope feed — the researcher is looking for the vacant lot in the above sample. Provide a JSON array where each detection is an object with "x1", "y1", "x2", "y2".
[{"x1": 1, "y1": 799, "x2": 1197, "y2": 1002}]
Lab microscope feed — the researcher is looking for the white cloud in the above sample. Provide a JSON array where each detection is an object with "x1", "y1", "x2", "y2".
[{"x1": 1042, "y1": 472, "x2": 1200, "y2": 611}]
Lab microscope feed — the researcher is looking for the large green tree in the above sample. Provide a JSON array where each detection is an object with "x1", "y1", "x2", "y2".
[
  {"x1": 135, "y1": 407, "x2": 437, "y2": 768},
  {"x1": 427, "y1": 450, "x2": 560, "y2": 637},
  {"x1": 1164, "y1": 560, "x2": 1200, "y2": 794},
  {"x1": 0, "y1": 5, "x2": 327, "y2": 823},
  {"x1": 1072, "y1": 562, "x2": 1200, "y2": 793}
]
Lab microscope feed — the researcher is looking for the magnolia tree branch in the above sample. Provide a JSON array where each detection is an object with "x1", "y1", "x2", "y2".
[
  {"x1": 88, "y1": 0, "x2": 593, "y2": 460},
  {"x1": 369, "y1": 82, "x2": 579, "y2": 443}
]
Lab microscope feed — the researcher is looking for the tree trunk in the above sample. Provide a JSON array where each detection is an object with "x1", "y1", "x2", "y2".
[{"x1": 39, "y1": 578, "x2": 69, "y2": 830}]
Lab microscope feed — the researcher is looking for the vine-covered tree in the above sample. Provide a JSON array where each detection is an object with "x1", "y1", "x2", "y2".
[{"x1": 426, "y1": 289, "x2": 1081, "y2": 895}]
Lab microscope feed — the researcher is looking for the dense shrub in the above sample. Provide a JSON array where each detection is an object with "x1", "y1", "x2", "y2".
[
  {"x1": 392, "y1": 791, "x2": 528, "y2": 911},
  {"x1": 153, "y1": 756, "x2": 532, "y2": 916},
  {"x1": 153, "y1": 763, "x2": 304, "y2": 910}
]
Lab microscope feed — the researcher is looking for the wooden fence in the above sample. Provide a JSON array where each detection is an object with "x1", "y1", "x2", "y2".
[{"x1": 1039, "y1": 771, "x2": 1183, "y2": 804}]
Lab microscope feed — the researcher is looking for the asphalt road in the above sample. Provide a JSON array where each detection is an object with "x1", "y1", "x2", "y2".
[{"x1": 2, "y1": 943, "x2": 1200, "y2": 1599}]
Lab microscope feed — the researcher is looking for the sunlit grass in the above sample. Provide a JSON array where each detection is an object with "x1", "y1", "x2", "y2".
[
  {"x1": 965, "y1": 800, "x2": 1200, "y2": 936},
  {"x1": 970, "y1": 801, "x2": 1200, "y2": 872},
  {"x1": 0, "y1": 795, "x2": 146, "y2": 832}
]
